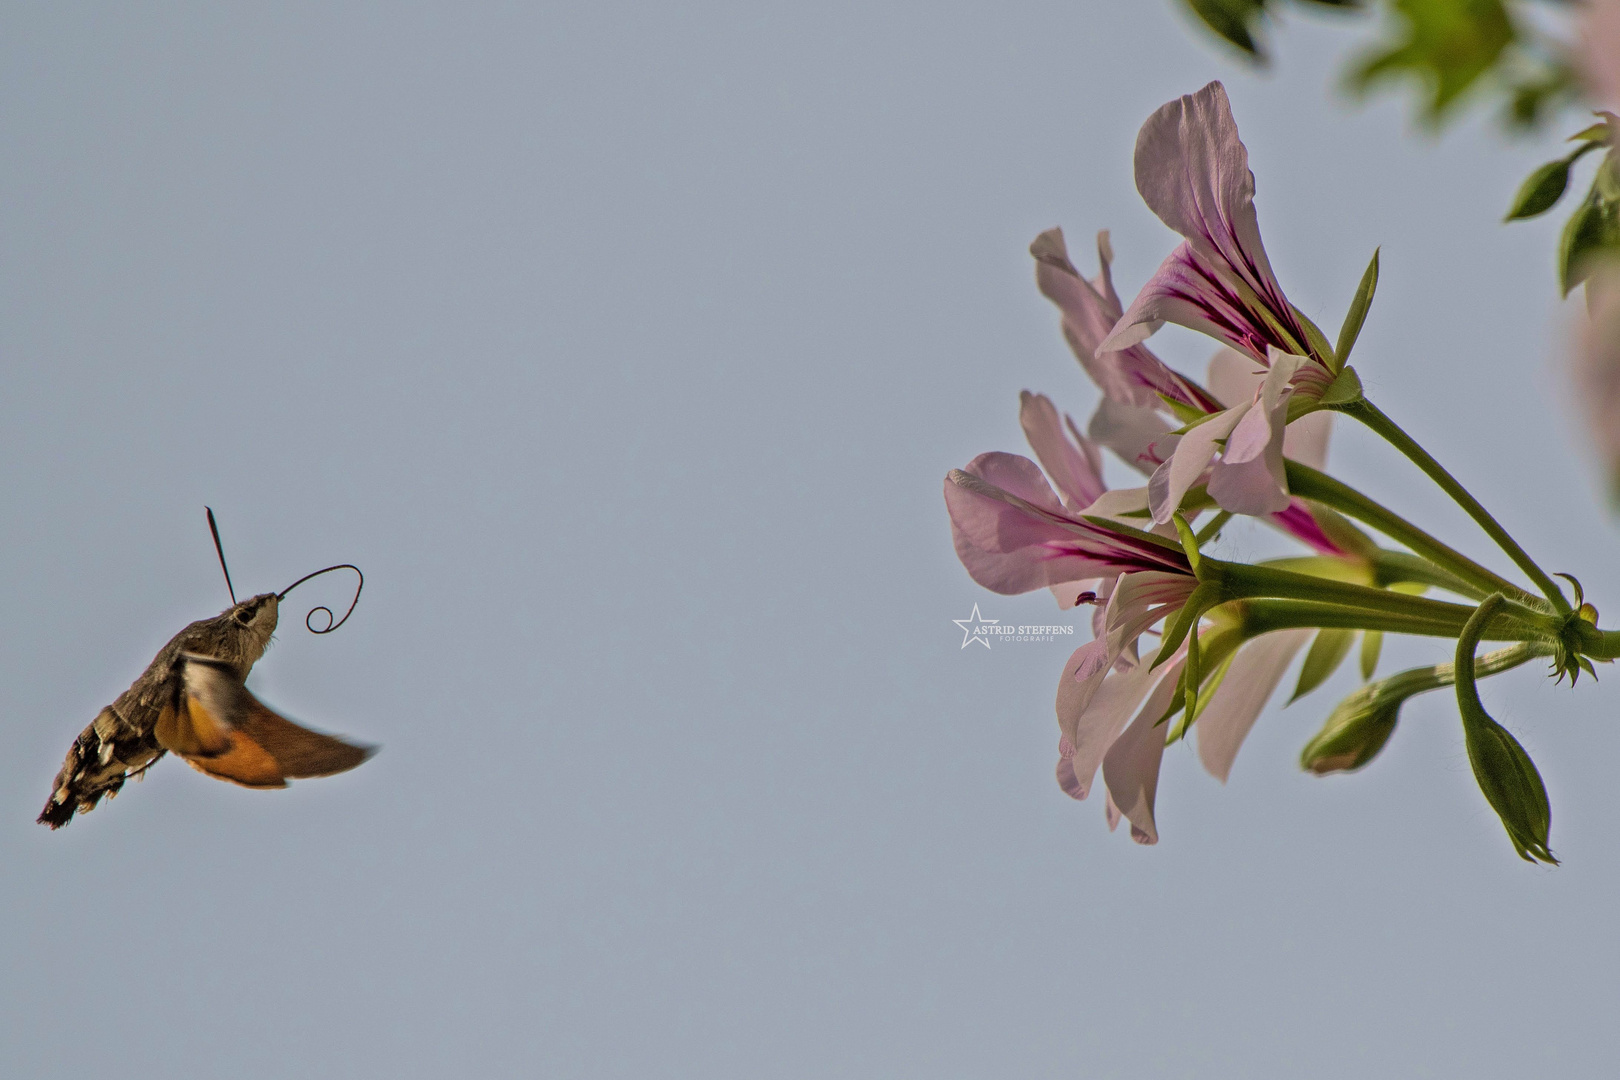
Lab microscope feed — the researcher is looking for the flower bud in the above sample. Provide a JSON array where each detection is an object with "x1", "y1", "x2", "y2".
[
  {"x1": 1299, "y1": 685, "x2": 1398, "y2": 775},
  {"x1": 1461, "y1": 712, "x2": 1556, "y2": 864},
  {"x1": 1454, "y1": 595, "x2": 1558, "y2": 865}
]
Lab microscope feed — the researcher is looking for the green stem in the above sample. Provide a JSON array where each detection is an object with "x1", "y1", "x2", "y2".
[
  {"x1": 1360, "y1": 642, "x2": 1548, "y2": 702},
  {"x1": 1455, "y1": 595, "x2": 1505, "y2": 700},
  {"x1": 1366, "y1": 550, "x2": 1491, "y2": 599},
  {"x1": 1571, "y1": 621, "x2": 1620, "y2": 660},
  {"x1": 1334, "y1": 398, "x2": 1570, "y2": 614},
  {"x1": 1284, "y1": 459, "x2": 1531, "y2": 605},
  {"x1": 1218, "y1": 561, "x2": 1551, "y2": 636},
  {"x1": 1239, "y1": 599, "x2": 1539, "y2": 641},
  {"x1": 1256, "y1": 549, "x2": 1475, "y2": 597}
]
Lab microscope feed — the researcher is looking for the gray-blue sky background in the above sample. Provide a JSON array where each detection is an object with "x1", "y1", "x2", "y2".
[{"x1": 3, "y1": 2, "x2": 1616, "y2": 1077}]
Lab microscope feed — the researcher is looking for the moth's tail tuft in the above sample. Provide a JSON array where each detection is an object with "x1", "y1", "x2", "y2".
[{"x1": 37, "y1": 709, "x2": 164, "y2": 829}]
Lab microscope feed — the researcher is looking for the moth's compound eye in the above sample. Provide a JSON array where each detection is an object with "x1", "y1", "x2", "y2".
[{"x1": 234, "y1": 607, "x2": 255, "y2": 626}]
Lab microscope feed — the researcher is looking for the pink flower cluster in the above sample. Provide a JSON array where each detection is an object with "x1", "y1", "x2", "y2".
[{"x1": 946, "y1": 81, "x2": 1349, "y2": 843}]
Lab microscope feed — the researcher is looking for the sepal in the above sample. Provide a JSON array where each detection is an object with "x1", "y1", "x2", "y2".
[
  {"x1": 1559, "y1": 162, "x2": 1620, "y2": 296},
  {"x1": 1289, "y1": 628, "x2": 1355, "y2": 704},
  {"x1": 1360, "y1": 630, "x2": 1382, "y2": 680},
  {"x1": 1333, "y1": 248, "x2": 1379, "y2": 370},
  {"x1": 1318, "y1": 366, "x2": 1364, "y2": 407}
]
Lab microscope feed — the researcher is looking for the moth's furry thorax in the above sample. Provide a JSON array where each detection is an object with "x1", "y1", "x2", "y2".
[{"x1": 176, "y1": 593, "x2": 281, "y2": 678}]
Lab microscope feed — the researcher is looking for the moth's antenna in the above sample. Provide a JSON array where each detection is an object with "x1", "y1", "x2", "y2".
[
  {"x1": 205, "y1": 507, "x2": 237, "y2": 605},
  {"x1": 278, "y1": 564, "x2": 364, "y2": 634}
]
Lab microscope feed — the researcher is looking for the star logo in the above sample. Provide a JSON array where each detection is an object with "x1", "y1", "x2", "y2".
[{"x1": 953, "y1": 603, "x2": 999, "y2": 649}]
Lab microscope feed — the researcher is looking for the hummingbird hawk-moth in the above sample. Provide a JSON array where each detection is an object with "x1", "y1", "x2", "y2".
[{"x1": 37, "y1": 510, "x2": 374, "y2": 829}]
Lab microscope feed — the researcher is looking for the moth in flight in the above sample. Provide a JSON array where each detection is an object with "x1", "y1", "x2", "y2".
[{"x1": 38, "y1": 510, "x2": 373, "y2": 829}]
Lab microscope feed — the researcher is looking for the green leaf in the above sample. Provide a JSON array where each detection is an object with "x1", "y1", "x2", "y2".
[
  {"x1": 1506, "y1": 142, "x2": 1602, "y2": 223},
  {"x1": 1181, "y1": 0, "x2": 1269, "y2": 58},
  {"x1": 1290, "y1": 628, "x2": 1356, "y2": 704},
  {"x1": 1349, "y1": 0, "x2": 1515, "y2": 122},
  {"x1": 1505, "y1": 64, "x2": 1577, "y2": 131},
  {"x1": 1360, "y1": 630, "x2": 1383, "y2": 681},
  {"x1": 1334, "y1": 248, "x2": 1379, "y2": 369},
  {"x1": 1505, "y1": 159, "x2": 1573, "y2": 222}
]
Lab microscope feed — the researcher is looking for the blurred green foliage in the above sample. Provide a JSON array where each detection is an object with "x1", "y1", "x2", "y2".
[
  {"x1": 1179, "y1": 0, "x2": 1619, "y2": 289},
  {"x1": 1178, "y1": 0, "x2": 1577, "y2": 129}
]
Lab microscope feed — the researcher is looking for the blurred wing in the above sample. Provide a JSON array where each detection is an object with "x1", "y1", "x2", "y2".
[
  {"x1": 162, "y1": 652, "x2": 374, "y2": 788},
  {"x1": 234, "y1": 703, "x2": 374, "y2": 779},
  {"x1": 154, "y1": 696, "x2": 231, "y2": 759}
]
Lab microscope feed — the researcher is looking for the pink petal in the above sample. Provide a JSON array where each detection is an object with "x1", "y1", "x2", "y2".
[
  {"x1": 1132, "y1": 81, "x2": 1284, "y2": 323},
  {"x1": 1149, "y1": 403, "x2": 1248, "y2": 523},
  {"x1": 946, "y1": 505, "x2": 1107, "y2": 596},
  {"x1": 1268, "y1": 501, "x2": 1350, "y2": 556},
  {"x1": 1206, "y1": 444, "x2": 1288, "y2": 515},
  {"x1": 945, "y1": 457, "x2": 1109, "y2": 594},
  {"x1": 1032, "y1": 227, "x2": 1223, "y2": 413},
  {"x1": 1088, "y1": 398, "x2": 1175, "y2": 475},
  {"x1": 1101, "y1": 83, "x2": 1313, "y2": 365},
  {"x1": 1206, "y1": 347, "x2": 1263, "y2": 408},
  {"x1": 945, "y1": 458, "x2": 1060, "y2": 554},
  {"x1": 1091, "y1": 229, "x2": 1123, "y2": 311},
  {"x1": 1031, "y1": 230, "x2": 1124, "y2": 364},
  {"x1": 1083, "y1": 487, "x2": 1150, "y2": 518},
  {"x1": 1101, "y1": 242, "x2": 1277, "y2": 361},
  {"x1": 1032, "y1": 229, "x2": 1164, "y2": 410},
  {"x1": 1020, "y1": 391, "x2": 1107, "y2": 508},
  {"x1": 1049, "y1": 577, "x2": 1106, "y2": 611},
  {"x1": 1103, "y1": 571, "x2": 1199, "y2": 670},
  {"x1": 966, "y1": 451, "x2": 1065, "y2": 512},
  {"x1": 1206, "y1": 354, "x2": 1299, "y2": 516},
  {"x1": 1057, "y1": 752, "x2": 1085, "y2": 800},
  {"x1": 1217, "y1": 393, "x2": 1276, "y2": 465},
  {"x1": 1091, "y1": 575, "x2": 1118, "y2": 639},
  {"x1": 1101, "y1": 659, "x2": 1187, "y2": 845},
  {"x1": 946, "y1": 457, "x2": 1196, "y2": 594},
  {"x1": 1575, "y1": 263, "x2": 1620, "y2": 489},
  {"x1": 1055, "y1": 650, "x2": 1161, "y2": 801},
  {"x1": 1195, "y1": 629, "x2": 1314, "y2": 782},
  {"x1": 1580, "y1": 1, "x2": 1620, "y2": 108},
  {"x1": 1282, "y1": 409, "x2": 1332, "y2": 471}
]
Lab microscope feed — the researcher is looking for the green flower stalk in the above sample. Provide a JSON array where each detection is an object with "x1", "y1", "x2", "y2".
[
  {"x1": 1455, "y1": 596, "x2": 1558, "y2": 864},
  {"x1": 1300, "y1": 642, "x2": 1548, "y2": 775}
]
